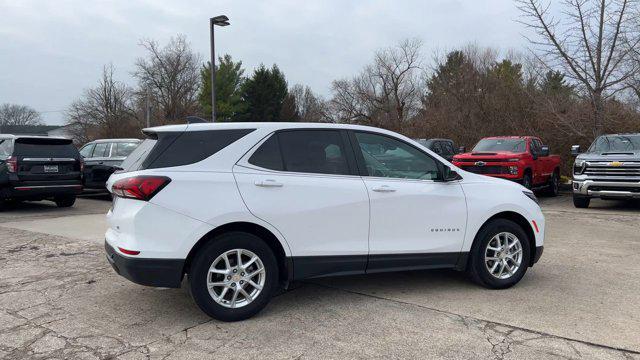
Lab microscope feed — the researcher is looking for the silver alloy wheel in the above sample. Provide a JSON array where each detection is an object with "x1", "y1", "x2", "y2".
[
  {"x1": 207, "y1": 249, "x2": 266, "y2": 308},
  {"x1": 484, "y1": 232, "x2": 523, "y2": 280}
]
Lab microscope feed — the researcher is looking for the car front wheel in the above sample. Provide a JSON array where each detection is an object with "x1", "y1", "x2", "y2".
[
  {"x1": 189, "y1": 232, "x2": 278, "y2": 321},
  {"x1": 468, "y1": 219, "x2": 531, "y2": 289},
  {"x1": 573, "y1": 195, "x2": 590, "y2": 208}
]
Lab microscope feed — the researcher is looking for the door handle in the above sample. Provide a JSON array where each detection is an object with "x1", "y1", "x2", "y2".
[
  {"x1": 372, "y1": 185, "x2": 396, "y2": 193},
  {"x1": 255, "y1": 179, "x2": 283, "y2": 188}
]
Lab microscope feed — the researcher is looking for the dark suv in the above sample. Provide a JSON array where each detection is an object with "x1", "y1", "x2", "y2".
[
  {"x1": 79, "y1": 139, "x2": 140, "y2": 190},
  {"x1": 416, "y1": 138, "x2": 459, "y2": 162},
  {"x1": 0, "y1": 135, "x2": 83, "y2": 209}
]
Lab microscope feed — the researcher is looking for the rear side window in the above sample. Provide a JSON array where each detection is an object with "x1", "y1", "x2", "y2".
[
  {"x1": 249, "y1": 135, "x2": 284, "y2": 171},
  {"x1": 113, "y1": 142, "x2": 139, "y2": 157},
  {"x1": 79, "y1": 143, "x2": 95, "y2": 158},
  {"x1": 121, "y1": 129, "x2": 254, "y2": 172},
  {"x1": 92, "y1": 143, "x2": 110, "y2": 157},
  {"x1": 0, "y1": 139, "x2": 13, "y2": 157},
  {"x1": 277, "y1": 130, "x2": 350, "y2": 175},
  {"x1": 13, "y1": 138, "x2": 78, "y2": 158}
]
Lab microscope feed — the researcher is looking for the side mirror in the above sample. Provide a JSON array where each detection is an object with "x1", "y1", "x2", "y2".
[
  {"x1": 458, "y1": 146, "x2": 466, "y2": 154},
  {"x1": 442, "y1": 166, "x2": 462, "y2": 182},
  {"x1": 540, "y1": 145, "x2": 550, "y2": 157},
  {"x1": 571, "y1": 145, "x2": 581, "y2": 156}
]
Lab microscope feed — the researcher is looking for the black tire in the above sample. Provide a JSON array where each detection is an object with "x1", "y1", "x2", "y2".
[
  {"x1": 573, "y1": 195, "x2": 590, "y2": 208},
  {"x1": 468, "y1": 219, "x2": 531, "y2": 289},
  {"x1": 189, "y1": 232, "x2": 278, "y2": 322},
  {"x1": 545, "y1": 171, "x2": 559, "y2": 197},
  {"x1": 54, "y1": 195, "x2": 76, "y2": 208},
  {"x1": 521, "y1": 172, "x2": 532, "y2": 190}
]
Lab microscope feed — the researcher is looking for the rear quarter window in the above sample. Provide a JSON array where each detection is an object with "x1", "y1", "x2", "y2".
[{"x1": 121, "y1": 129, "x2": 254, "y2": 171}]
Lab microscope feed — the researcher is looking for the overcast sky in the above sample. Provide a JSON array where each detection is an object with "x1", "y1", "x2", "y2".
[{"x1": 0, "y1": 0, "x2": 528, "y2": 125}]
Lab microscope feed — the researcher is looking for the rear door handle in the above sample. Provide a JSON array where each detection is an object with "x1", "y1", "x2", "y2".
[
  {"x1": 372, "y1": 185, "x2": 396, "y2": 193},
  {"x1": 255, "y1": 179, "x2": 283, "y2": 188}
]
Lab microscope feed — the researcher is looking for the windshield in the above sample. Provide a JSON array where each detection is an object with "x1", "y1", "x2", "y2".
[
  {"x1": 473, "y1": 139, "x2": 526, "y2": 153},
  {"x1": 588, "y1": 135, "x2": 640, "y2": 152}
]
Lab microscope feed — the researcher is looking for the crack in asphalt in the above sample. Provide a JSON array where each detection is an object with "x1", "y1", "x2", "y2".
[{"x1": 309, "y1": 281, "x2": 640, "y2": 357}]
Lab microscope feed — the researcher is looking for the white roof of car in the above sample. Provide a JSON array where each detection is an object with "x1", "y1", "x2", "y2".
[
  {"x1": 144, "y1": 122, "x2": 386, "y2": 134},
  {"x1": 91, "y1": 138, "x2": 141, "y2": 143}
]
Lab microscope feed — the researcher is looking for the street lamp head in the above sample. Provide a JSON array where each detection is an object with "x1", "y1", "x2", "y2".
[{"x1": 211, "y1": 15, "x2": 230, "y2": 25}]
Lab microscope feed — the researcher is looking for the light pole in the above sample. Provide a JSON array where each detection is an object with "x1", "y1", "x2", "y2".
[{"x1": 210, "y1": 15, "x2": 230, "y2": 122}]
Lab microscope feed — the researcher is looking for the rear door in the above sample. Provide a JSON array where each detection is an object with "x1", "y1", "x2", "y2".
[
  {"x1": 233, "y1": 129, "x2": 370, "y2": 279},
  {"x1": 12, "y1": 138, "x2": 81, "y2": 183}
]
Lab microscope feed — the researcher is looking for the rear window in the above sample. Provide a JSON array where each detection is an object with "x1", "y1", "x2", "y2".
[
  {"x1": 120, "y1": 139, "x2": 157, "y2": 171},
  {"x1": 13, "y1": 138, "x2": 78, "y2": 158},
  {"x1": 121, "y1": 129, "x2": 254, "y2": 172}
]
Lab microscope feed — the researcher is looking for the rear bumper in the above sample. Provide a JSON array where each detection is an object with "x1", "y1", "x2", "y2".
[
  {"x1": 572, "y1": 179, "x2": 640, "y2": 199},
  {"x1": 3, "y1": 182, "x2": 82, "y2": 199},
  {"x1": 104, "y1": 242, "x2": 184, "y2": 288}
]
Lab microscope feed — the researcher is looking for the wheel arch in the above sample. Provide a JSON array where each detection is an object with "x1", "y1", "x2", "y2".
[
  {"x1": 469, "y1": 211, "x2": 537, "y2": 268},
  {"x1": 183, "y1": 221, "x2": 291, "y2": 287}
]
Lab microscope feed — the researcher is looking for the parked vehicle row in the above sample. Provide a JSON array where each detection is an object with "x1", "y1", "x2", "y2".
[{"x1": 105, "y1": 123, "x2": 545, "y2": 321}]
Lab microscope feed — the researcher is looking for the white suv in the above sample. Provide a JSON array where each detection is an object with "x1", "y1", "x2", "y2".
[{"x1": 105, "y1": 123, "x2": 545, "y2": 321}]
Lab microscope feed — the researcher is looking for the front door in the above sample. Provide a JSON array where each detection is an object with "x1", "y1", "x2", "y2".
[
  {"x1": 350, "y1": 131, "x2": 468, "y2": 272},
  {"x1": 234, "y1": 129, "x2": 370, "y2": 279}
]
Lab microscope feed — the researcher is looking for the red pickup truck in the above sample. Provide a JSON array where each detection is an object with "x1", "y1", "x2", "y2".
[{"x1": 452, "y1": 136, "x2": 561, "y2": 195}]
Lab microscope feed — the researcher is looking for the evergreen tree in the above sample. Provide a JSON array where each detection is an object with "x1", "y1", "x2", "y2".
[
  {"x1": 238, "y1": 64, "x2": 288, "y2": 122},
  {"x1": 199, "y1": 54, "x2": 245, "y2": 121}
]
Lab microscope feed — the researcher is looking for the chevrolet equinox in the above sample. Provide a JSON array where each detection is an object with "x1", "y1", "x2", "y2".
[{"x1": 105, "y1": 123, "x2": 545, "y2": 321}]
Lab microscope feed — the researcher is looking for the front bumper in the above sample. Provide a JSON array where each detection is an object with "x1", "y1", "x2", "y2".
[
  {"x1": 105, "y1": 242, "x2": 184, "y2": 288},
  {"x1": 572, "y1": 179, "x2": 640, "y2": 198}
]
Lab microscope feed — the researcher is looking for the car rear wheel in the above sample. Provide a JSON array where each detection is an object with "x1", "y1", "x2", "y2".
[
  {"x1": 573, "y1": 195, "x2": 590, "y2": 208},
  {"x1": 54, "y1": 195, "x2": 76, "y2": 208},
  {"x1": 189, "y1": 232, "x2": 278, "y2": 321},
  {"x1": 468, "y1": 219, "x2": 531, "y2": 289}
]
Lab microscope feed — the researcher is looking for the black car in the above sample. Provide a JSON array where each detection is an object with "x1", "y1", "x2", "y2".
[
  {"x1": 0, "y1": 135, "x2": 82, "y2": 209},
  {"x1": 79, "y1": 139, "x2": 140, "y2": 190},
  {"x1": 415, "y1": 138, "x2": 459, "y2": 162}
]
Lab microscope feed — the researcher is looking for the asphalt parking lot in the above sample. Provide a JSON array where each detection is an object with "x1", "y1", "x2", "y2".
[{"x1": 0, "y1": 194, "x2": 638, "y2": 359}]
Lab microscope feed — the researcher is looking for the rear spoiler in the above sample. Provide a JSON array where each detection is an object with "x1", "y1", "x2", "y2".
[{"x1": 140, "y1": 115, "x2": 208, "y2": 138}]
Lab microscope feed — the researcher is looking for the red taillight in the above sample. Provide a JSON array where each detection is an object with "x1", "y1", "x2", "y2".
[
  {"x1": 6, "y1": 156, "x2": 17, "y2": 173},
  {"x1": 118, "y1": 247, "x2": 140, "y2": 256},
  {"x1": 111, "y1": 176, "x2": 171, "y2": 201}
]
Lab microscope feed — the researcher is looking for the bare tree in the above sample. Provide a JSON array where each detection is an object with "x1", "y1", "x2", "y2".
[
  {"x1": 134, "y1": 35, "x2": 201, "y2": 125},
  {"x1": 66, "y1": 64, "x2": 138, "y2": 144},
  {"x1": 516, "y1": 0, "x2": 640, "y2": 136},
  {"x1": 0, "y1": 104, "x2": 42, "y2": 126},
  {"x1": 289, "y1": 84, "x2": 329, "y2": 122},
  {"x1": 330, "y1": 39, "x2": 423, "y2": 130}
]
